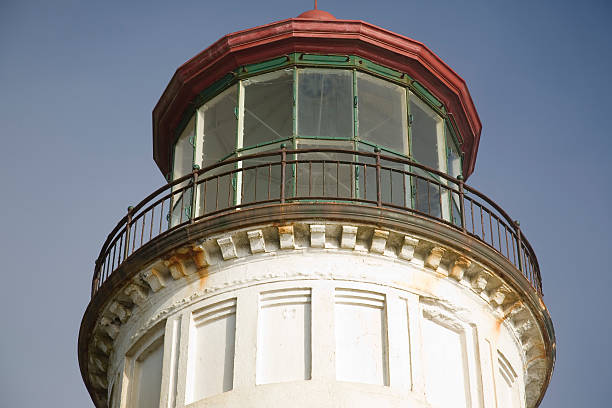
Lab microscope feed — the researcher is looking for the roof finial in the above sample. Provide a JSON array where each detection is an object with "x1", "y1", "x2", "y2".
[{"x1": 297, "y1": 6, "x2": 335, "y2": 19}]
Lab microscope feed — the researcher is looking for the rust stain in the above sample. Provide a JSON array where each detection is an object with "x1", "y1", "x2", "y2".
[
  {"x1": 412, "y1": 271, "x2": 440, "y2": 295},
  {"x1": 392, "y1": 280, "x2": 412, "y2": 290},
  {"x1": 165, "y1": 251, "x2": 192, "y2": 265},
  {"x1": 198, "y1": 266, "x2": 209, "y2": 291},
  {"x1": 493, "y1": 317, "x2": 502, "y2": 340},
  {"x1": 191, "y1": 247, "x2": 207, "y2": 269},
  {"x1": 278, "y1": 225, "x2": 293, "y2": 235}
]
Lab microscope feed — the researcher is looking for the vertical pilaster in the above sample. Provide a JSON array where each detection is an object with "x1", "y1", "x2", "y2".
[
  {"x1": 465, "y1": 325, "x2": 485, "y2": 408},
  {"x1": 311, "y1": 282, "x2": 335, "y2": 381},
  {"x1": 233, "y1": 289, "x2": 259, "y2": 388},
  {"x1": 386, "y1": 293, "x2": 412, "y2": 390},
  {"x1": 407, "y1": 295, "x2": 425, "y2": 397},
  {"x1": 160, "y1": 317, "x2": 181, "y2": 408},
  {"x1": 481, "y1": 338, "x2": 498, "y2": 408},
  {"x1": 174, "y1": 313, "x2": 192, "y2": 408}
]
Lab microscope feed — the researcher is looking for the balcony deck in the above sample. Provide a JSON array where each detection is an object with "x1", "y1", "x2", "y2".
[{"x1": 91, "y1": 147, "x2": 543, "y2": 300}]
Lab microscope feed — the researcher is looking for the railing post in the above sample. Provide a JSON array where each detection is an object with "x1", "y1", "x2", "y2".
[
  {"x1": 375, "y1": 147, "x2": 382, "y2": 207},
  {"x1": 280, "y1": 143, "x2": 287, "y2": 204},
  {"x1": 457, "y1": 175, "x2": 467, "y2": 232},
  {"x1": 124, "y1": 206, "x2": 133, "y2": 261},
  {"x1": 514, "y1": 220, "x2": 523, "y2": 272},
  {"x1": 92, "y1": 260, "x2": 100, "y2": 297},
  {"x1": 190, "y1": 164, "x2": 200, "y2": 224}
]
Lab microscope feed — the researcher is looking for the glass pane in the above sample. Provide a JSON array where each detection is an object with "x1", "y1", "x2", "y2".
[
  {"x1": 356, "y1": 143, "x2": 411, "y2": 208},
  {"x1": 354, "y1": 144, "x2": 377, "y2": 204},
  {"x1": 381, "y1": 161, "x2": 411, "y2": 209},
  {"x1": 295, "y1": 139, "x2": 354, "y2": 199},
  {"x1": 413, "y1": 169, "x2": 442, "y2": 219},
  {"x1": 171, "y1": 116, "x2": 195, "y2": 226},
  {"x1": 170, "y1": 186, "x2": 193, "y2": 226},
  {"x1": 446, "y1": 123, "x2": 462, "y2": 225},
  {"x1": 240, "y1": 153, "x2": 282, "y2": 205},
  {"x1": 410, "y1": 95, "x2": 444, "y2": 171},
  {"x1": 197, "y1": 162, "x2": 236, "y2": 215},
  {"x1": 173, "y1": 115, "x2": 195, "y2": 180},
  {"x1": 357, "y1": 72, "x2": 408, "y2": 154},
  {"x1": 243, "y1": 69, "x2": 293, "y2": 148},
  {"x1": 201, "y1": 85, "x2": 238, "y2": 168},
  {"x1": 446, "y1": 124, "x2": 462, "y2": 179},
  {"x1": 297, "y1": 69, "x2": 353, "y2": 138}
]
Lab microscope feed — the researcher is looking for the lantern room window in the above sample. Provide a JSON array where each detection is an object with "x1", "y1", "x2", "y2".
[
  {"x1": 410, "y1": 94, "x2": 445, "y2": 172},
  {"x1": 171, "y1": 60, "x2": 464, "y2": 192},
  {"x1": 297, "y1": 68, "x2": 353, "y2": 139},
  {"x1": 197, "y1": 85, "x2": 237, "y2": 169},
  {"x1": 357, "y1": 72, "x2": 408, "y2": 156},
  {"x1": 243, "y1": 70, "x2": 293, "y2": 149},
  {"x1": 173, "y1": 116, "x2": 195, "y2": 181}
]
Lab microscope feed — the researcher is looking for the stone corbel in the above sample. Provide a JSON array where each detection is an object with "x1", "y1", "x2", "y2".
[
  {"x1": 340, "y1": 225, "x2": 358, "y2": 249},
  {"x1": 141, "y1": 261, "x2": 167, "y2": 292},
  {"x1": 191, "y1": 244, "x2": 210, "y2": 268},
  {"x1": 124, "y1": 284, "x2": 147, "y2": 306},
  {"x1": 503, "y1": 301, "x2": 526, "y2": 321},
  {"x1": 90, "y1": 374, "x2": 108, "y2": 389},
  {"x1": 310, "y1": 224, "x2": 326, "y2": 248},
  {"x1": 471, "y1": 272, "x2": 488, "y2": 294},
  {"x1": 108, "y1": 301, "x2": 131, "y2": 323},
  {"x1": 521, "y1": 335, "x2": 538, "y2": 354},
  {"x1": 89, "y1": 354, "x2": 108, "y2": 372},
  {"x1": 99, "y1": 316, "x2": 120, "y2": 340},
  {"x1": 370, "y1": 229, "x2": 389, "y2": 254},
  {"x1": 94, "y1": 335, "x2": 113, "y2": 355},
  {"x1": 399, "y1": 235, "x2": 419, "y2": 261},
  {"x1": 217, "y1": 236, "x2": 237, "y2": 260},
  {"x1": 489, "y1": 286, "x2": 508, "y2": 306},
  {"x1": 425, "y1": 246, "x2": 445, "y2": 270},
  {"x1": 525, "y1": 343, "x2": 546, "y2": 363},
  {"x1": 449, "y1": 256, "x2": 471, "y2": 280},
  {"x1": 278, "y1": 225, "x2": 295, "y2": 249},
  {"x1": 164, "y1": 256, "x2": 187, "y2": 280},
  {"x1": 247, "y1": 230, "x2": 266, "y2": 254},
  {"x1": 515, "y1": 319, "x2": 534, "y2": 336}
]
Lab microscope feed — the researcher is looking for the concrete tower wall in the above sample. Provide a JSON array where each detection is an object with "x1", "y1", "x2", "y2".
[{"x1": 94, "y1": 221, "x2": 547, "y2": 408}]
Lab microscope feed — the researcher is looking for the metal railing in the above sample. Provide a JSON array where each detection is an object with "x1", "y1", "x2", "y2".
[{"x1": 92, "y1": 146, "x2": 542, "y2": 297}]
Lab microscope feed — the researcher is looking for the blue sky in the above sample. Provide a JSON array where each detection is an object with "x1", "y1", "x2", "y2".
[{"x1": 1, "y1": 0, "x2": 610, "y2": 406}]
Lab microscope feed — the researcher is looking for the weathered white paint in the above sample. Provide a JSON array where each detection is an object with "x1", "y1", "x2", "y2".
[
  {"x1": 335, "y1": 289, "x2": 388, "y2": 386},
  {"x1": 257, "y1": 289, "x2": 312, "y2": 384},
  {"x1": 186, "y1": 299, "x2": 236, "y2": 403},
  {"x1": 421, "y1": 314, "x2": 469, "y2": 408},
  {"x1": 95, "y1": 222, "x2": 547, "y2": 408}
]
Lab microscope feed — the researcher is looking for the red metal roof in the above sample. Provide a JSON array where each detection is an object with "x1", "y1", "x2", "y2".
[{"x1": 153, "y1": 11, "x2": 482, "y2": 178}]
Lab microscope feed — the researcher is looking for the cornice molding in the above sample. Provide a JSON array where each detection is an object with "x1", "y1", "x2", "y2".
[{"x1": 81, "y1": 220, "x2": 551, "y2": 408}]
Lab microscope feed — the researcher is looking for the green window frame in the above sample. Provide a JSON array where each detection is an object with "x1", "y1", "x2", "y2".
[{"x1": 170, "y1": 54, "x2": 465, "y2": 208}]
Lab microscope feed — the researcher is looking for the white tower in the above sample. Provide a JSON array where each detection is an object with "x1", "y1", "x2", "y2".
[{"x1": 79, "y1": 9, "x2": 555, "y2": 408}]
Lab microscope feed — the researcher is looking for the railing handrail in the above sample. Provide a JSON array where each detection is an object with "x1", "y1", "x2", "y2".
[{"x1": 92, "y1": 147, "x2": 543, "y2": 298}]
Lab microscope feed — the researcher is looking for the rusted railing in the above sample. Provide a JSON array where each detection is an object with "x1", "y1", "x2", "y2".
[{"x1": 92, "y1": 147, "x2": 543, "y2": 297}]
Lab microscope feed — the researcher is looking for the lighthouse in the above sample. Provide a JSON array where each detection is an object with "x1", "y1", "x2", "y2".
[{"x1": 79, "y1": 8, "x2": 555, "y2": 408}]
